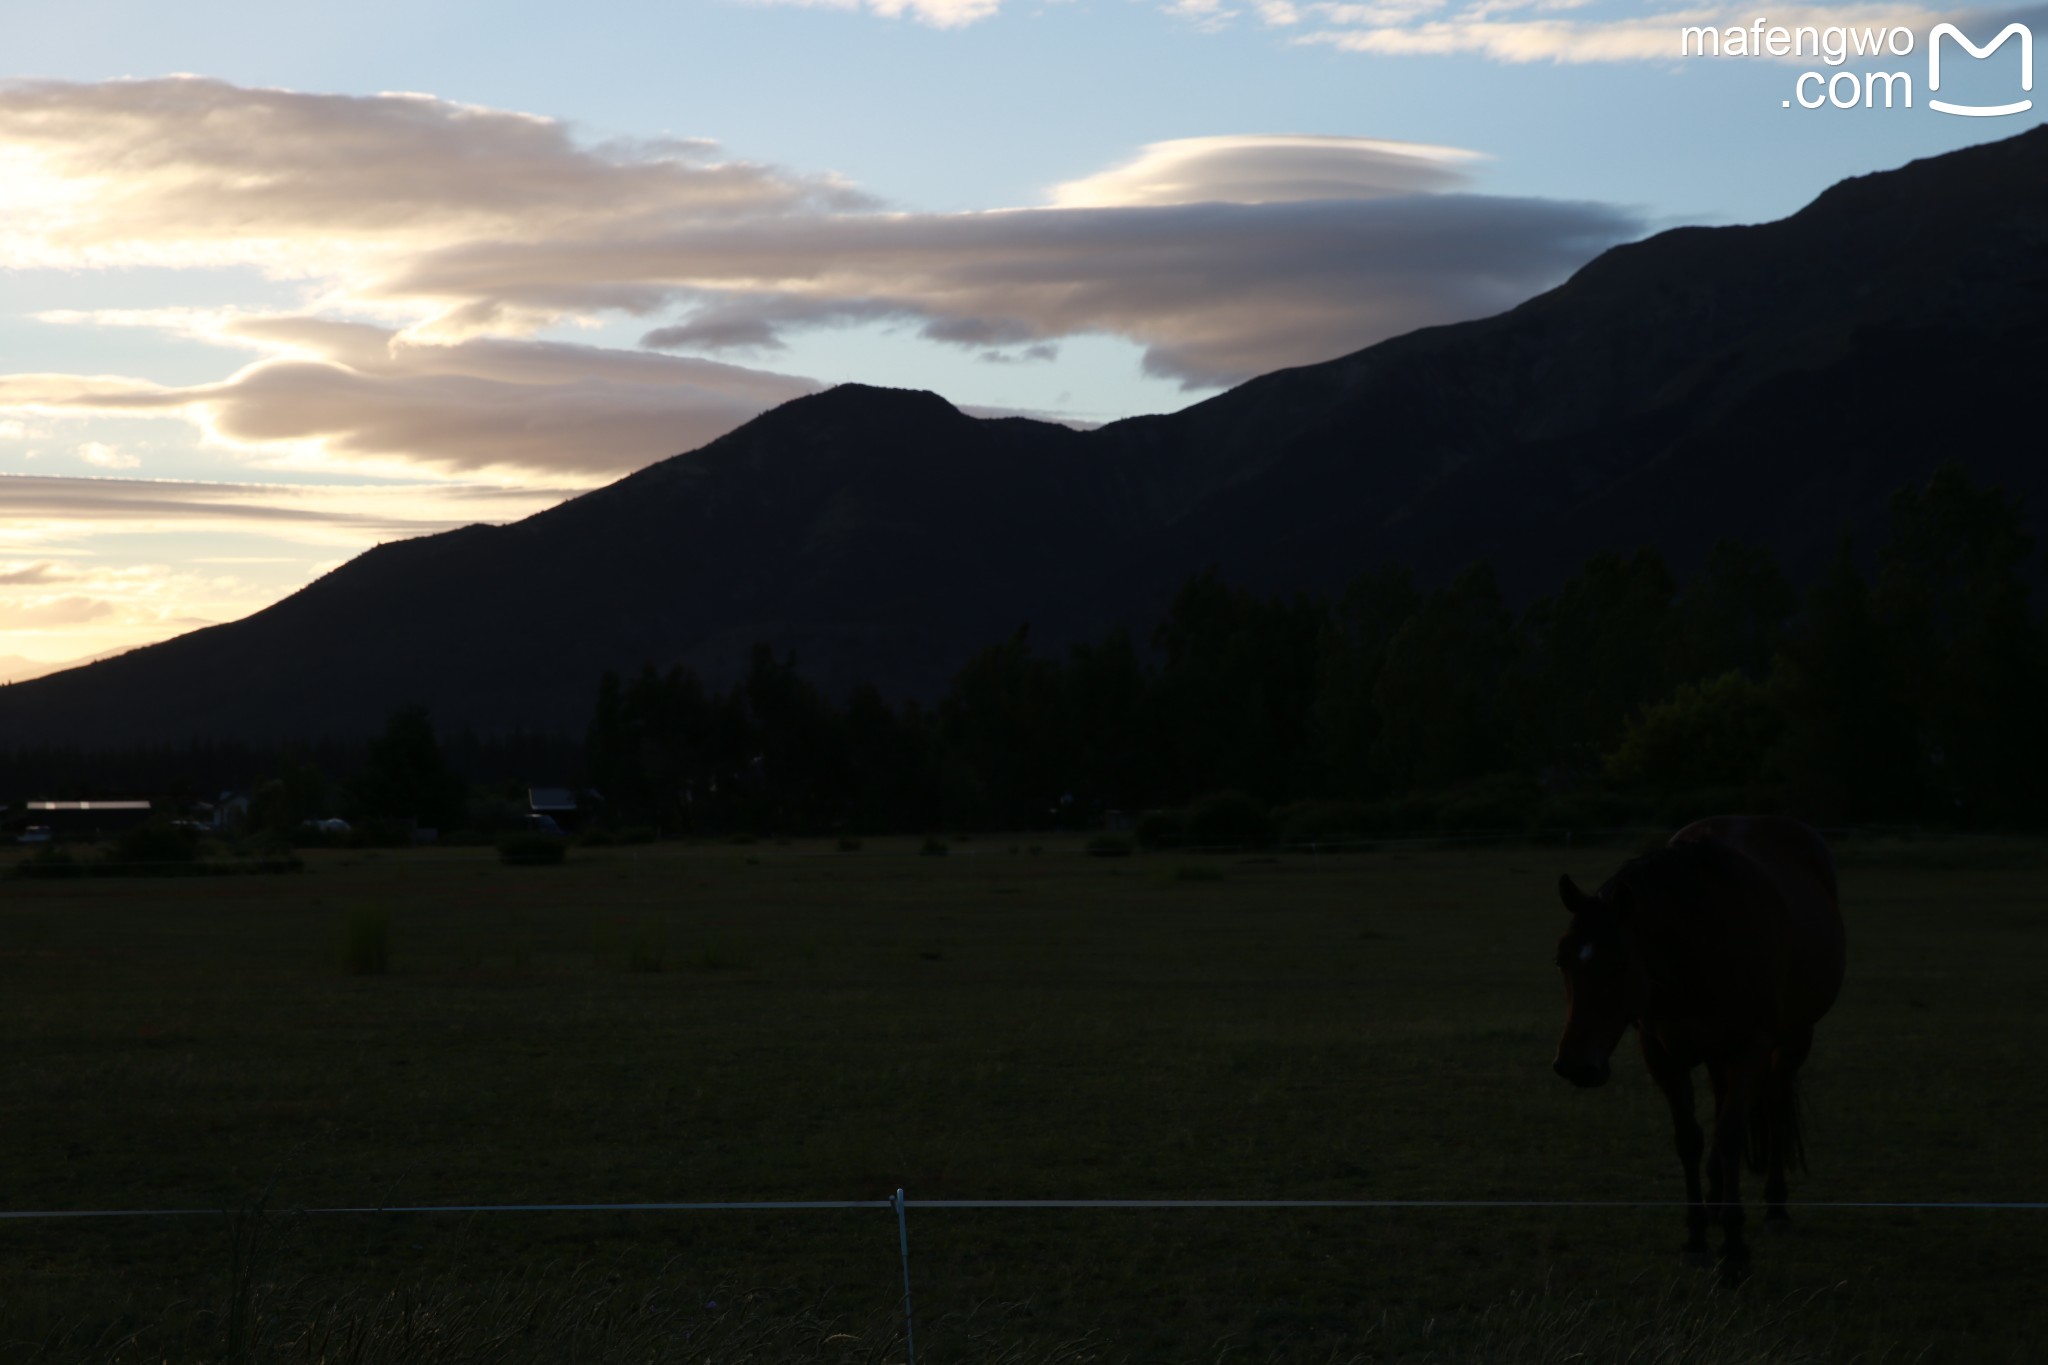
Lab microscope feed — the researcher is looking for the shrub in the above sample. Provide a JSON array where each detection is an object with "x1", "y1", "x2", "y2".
[
  {"x1": 1134, "y1": 808, "x2": 1188, "y2": 849},
  {"x1": 14, "y1": 845, "x2": 85, "y2": 880},
  {"x1": 1273, "y1": 800, "x2": 1374, "y2": 846},
  {"x1": 836, "y1": 836, "x2": 862, "y2": 852},
  {"x1": 1184, "y1": 791, "x2": 1274, "y2": 849},
  {"x1": 342, "y1": 907, "x2": 390, "y2": 975},
  {"x1": 1435, "y1": 771, "x2": 1544, "y2": 833},
  {"x1": 1085, "y1": 833, "x2": 1134, "y2": 857},
  {"x1": 110, "y1": 821, "x2": 202, "y2": 868},
  {"x1": 1606, "y1": 670, "x2": 1784, "y2": 798},
  {"x1": 1532, "y1": 789, "x2": 1643, "y2": 836},
  {"x1": 347, "y1": 819, "x2": 416, "y2": 849},
  {"x1": 920, "y1": 837, "x2": 949, "y2": 856},
  {"x1": 1169, "y1": 862, "x2": 1225, "y2": 883},
  {"x1": 497, "y1": 833, "x2": 567, "y2": 866}
]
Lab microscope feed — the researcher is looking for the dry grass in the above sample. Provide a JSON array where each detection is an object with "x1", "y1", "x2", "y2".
[{"x1": 0, "y1": 835, "x2": 2037, "y2": 1361}]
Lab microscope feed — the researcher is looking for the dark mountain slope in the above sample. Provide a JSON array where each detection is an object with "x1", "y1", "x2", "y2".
[{"x1": 6, "y1": 127, "x2": 2046, "y2": 747}]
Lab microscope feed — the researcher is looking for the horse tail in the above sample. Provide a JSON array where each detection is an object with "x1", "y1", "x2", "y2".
[{"x1": 1745, "y1": 1069, "x2": 1807, "y2": 1175}]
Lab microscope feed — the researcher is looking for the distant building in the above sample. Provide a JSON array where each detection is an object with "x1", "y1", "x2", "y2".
[
  {"x1": 527, "y1": 787, "x2": 582, "y2": 832},
  {"x1": 191, "y1": 792, "x2": 249, "y2": 832},
  {"x1": 27, "y1": 799, "x2": 152, "y2": 840}
]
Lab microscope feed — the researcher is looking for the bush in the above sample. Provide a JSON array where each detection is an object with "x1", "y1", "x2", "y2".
[
  {"x1": 1134, "y1": 808, "x2": 1188, "y2": 849},
  {"x1": 14, "y1": 845, "x2": 85, "y2": 880},
  {"x1": 497, "y1": 833, "x2": 568, "y2": 866},
  {"x1": 110, "y1": 821, "x2": 203, "y2": 867},
  {"x1": 1435, "y1": 771, "x2": 1544, "y2": 833},
  {"x1": 348, "y1": 819, "x2": 416, "y2": 849},
  {"x1": 1085, "y1": 833, "x2": 1134, "y2": 857},
  {"x1": 1531, "y1": 789, "x2": 1647, "y2": 838},
  {"x1": 1273, "y1": 800, "x2": 1374, "y2": 845},
  {"x1": 1606, "y1": 670, "x2": 1784, "y2": 798},
  {"x1": 836, "y1": 836, "x2": 862, "y2": 852},
  {"x1": 919, "y1": 837, "x2": 949, "y2": 857},
  {"x1": 1184, "y1": 791, "x2": 1274, "y2": 849}
]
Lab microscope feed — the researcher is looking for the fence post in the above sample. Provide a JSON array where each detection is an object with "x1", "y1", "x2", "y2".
[{"x1": 894, "y1": 1189, "x2": 918, "y2": 1365}]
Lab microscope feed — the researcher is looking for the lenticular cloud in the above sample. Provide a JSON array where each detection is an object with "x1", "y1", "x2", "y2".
[{"x1": 1, "y1": 76, "x2": 1638, "y2": 475}]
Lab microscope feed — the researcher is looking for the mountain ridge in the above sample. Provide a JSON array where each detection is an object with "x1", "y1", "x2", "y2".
[{"x1": 7, "y1": 127, "x2": 2046, "y2": 747}]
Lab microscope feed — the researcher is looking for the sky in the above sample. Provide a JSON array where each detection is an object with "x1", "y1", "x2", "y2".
[{"x1": 2, "y1": 0, "x2": 2041, "y2": 677}]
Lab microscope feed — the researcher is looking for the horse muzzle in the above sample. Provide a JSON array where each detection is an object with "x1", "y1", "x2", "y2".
[{"x1": 1553, "y1": 1056, "x2": 1611, "y2": 1088}]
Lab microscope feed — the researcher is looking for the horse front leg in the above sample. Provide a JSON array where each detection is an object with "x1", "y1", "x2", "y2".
[{"x1": 1643, "y1": 1033, "x2": 1709, "y2": 1266}]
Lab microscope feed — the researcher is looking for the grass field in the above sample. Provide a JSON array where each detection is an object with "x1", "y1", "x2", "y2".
[{"x1": 2, "y1": 834, "x2": 2044, "y2": 1362}]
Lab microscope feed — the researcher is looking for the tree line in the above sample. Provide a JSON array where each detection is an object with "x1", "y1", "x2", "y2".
[
  {"x1": 8, "y1": 465, "x2": 2042, "y2": 840},
  {"x1": 584, "y1": 464, "x2": 2047, "y2": 837}
]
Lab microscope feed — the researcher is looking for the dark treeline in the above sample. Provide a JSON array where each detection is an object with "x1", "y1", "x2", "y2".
[
  {"x1": 7, "y1": 466, "x2": 2043, "y2": 839},
  {"x1": 0, "y1": 727, "x2": 582, "y2": 828},
  {"x1": 588, "y1": 465, "x2": 2048, "y2": 837}
]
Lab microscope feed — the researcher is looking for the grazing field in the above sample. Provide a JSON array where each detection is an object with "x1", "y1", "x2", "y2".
[{"x1": 2, "y1": 835, "x2": 2044, "y2": 1362}]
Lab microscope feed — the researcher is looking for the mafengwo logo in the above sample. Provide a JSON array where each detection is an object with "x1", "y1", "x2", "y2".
[{"x1": 1679, "y1": 17, "x2": 2032, "y2": 113}]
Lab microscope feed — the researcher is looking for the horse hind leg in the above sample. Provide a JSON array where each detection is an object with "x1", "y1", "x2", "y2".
[
  {"x1": 1647, "y1": 1040, "x2": 1711, "y2": 1266},
  {"x1": 1763, "y1": 1032, "x2": 1812, "y2": 1234},
  {"x1": 1761, "y1": 1087, "x2": 1792, "y2": 1233},
  {"x1": 1706, "y1": 1055, "x2": 1761, "y2": 1283}
]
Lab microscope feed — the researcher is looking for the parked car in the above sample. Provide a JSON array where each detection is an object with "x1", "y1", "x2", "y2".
[{"x1": 17, "y1": 825, "x2": 52, "y2": 844}]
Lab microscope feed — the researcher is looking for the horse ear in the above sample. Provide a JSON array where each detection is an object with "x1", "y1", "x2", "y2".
[{"x1": 1558, "y1": 874, "x2": 1595, "y2": 915}]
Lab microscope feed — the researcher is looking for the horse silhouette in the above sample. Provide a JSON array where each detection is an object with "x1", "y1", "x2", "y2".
[{"x1": 1552, "y1": 815, "x2": 1846, "y2": 1275}]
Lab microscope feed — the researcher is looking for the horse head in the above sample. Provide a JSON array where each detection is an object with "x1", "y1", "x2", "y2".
[{"x1": 1551, "y1": 873, "x2": 1652, "y2": 1088}]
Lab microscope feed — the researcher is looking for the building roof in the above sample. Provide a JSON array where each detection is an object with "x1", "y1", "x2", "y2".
[{"x1": 28, "y1": 800, "x2": 151, "y2": 811}]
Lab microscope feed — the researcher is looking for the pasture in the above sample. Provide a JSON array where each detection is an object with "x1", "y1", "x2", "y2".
[{"x1": 1, "y1": 835, "x2": 2044, "y2": 1362}]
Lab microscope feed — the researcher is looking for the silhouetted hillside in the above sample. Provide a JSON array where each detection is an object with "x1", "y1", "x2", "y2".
[{"x1": 7, "y1": 127, "x2": 2046, "y2": 747}]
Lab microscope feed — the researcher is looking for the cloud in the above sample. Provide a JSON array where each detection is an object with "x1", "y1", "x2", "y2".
[
  {"x1": 0, "y1": 76, "x2": 866, "y2": 274},
  {"x1": 6, "y1": 77, "x2": 1638, "y2": 425},
  {"x1": 1161, "y1": 0, "x2": 1245, "y2": 28},
  {"x1": 0, "y1": 550, "x2": 361, "y2": 659},
  {"x1": 0, "y1": 473, "x2": 568, "y2": 544},
  {"x1": 978, "y1": 342, "x2": 1061, "y2": 364},
  {"x1": 1049, "y1": 134, "x2": 1483, "y2": 207},
  {"x1": 741, "y1": 0, "x2": 1004, "y2": 27},
  {"x1": 1289, "y1": 0, "x2": 1960, "y2": 62},
  {"x1": 78, "y1": 440, "x2": 138, "y2": 469},
  {"x1": 498, "y1": 194, "x2": 1635, "y2": 387},
  {"x1": 0, "y1": 595, "x2": 116, "y2": 628},
  {"x1": 4, "y1": 323, "x2": 820, "y2": 478},
  {"x1": 0, "y1": 474, "x2": 568, "y2": 658},
  {"x1": 0, "y1": 561, "x2": 70, "y2": 585}
]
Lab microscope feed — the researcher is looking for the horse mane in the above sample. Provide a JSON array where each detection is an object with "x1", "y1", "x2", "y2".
[{"x1": 1600, "y1": 839, "x2": 1772, "y2": 941}]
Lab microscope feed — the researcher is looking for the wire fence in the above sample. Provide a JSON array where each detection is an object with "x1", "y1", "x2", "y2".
[{"x1": 9, "y1": 1189, "x2": 2046, "y2": 1365}]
